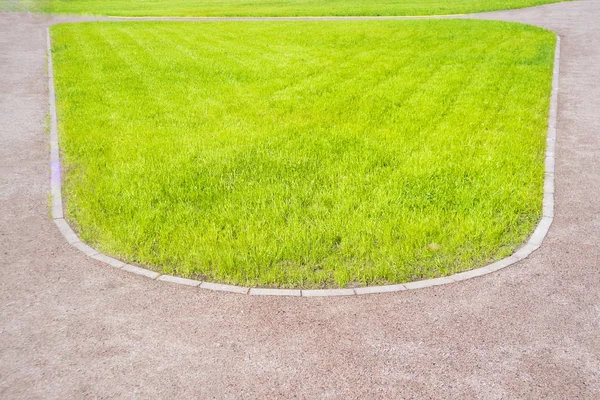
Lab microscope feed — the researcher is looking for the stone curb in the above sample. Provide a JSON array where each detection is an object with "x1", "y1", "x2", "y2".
[
  {"x1": 249, "y1": 288, "x2": 302, "y2": 296},
  {"x1": 157, "y1": 275, "x2": 202, "y2": 287},
  {"x1": 302, "y1": 288, "x2": 356, "y2": 297},
  {"x1": 46, "y1": 28, "x2": 560, "y2": 297}
]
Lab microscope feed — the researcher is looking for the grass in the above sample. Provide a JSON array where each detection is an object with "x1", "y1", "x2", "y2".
[
  {"x1": 51, "y1": 20, "x2": 555, "y2": 288},
  {"x1": 4, "y1": 0, "x2": 568, "y2": 17}
]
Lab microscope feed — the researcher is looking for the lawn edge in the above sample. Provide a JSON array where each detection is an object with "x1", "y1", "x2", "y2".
[
  {"x1": 47, "y1": 28, "x2": 560, "y2": 297},
  {"x1": 19, "y1": 0, "x2": 571, "y2": 19}
]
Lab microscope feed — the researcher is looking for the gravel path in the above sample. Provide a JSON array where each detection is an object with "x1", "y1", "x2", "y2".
[{"x1": 1, "y1": 1, "x2": 599, "y2": 398}]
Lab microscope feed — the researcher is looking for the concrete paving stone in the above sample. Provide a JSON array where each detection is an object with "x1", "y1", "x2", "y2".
[
  {"x1": 51, "y1": 203, "x2": 64, "y2": 220},
  {"x1": 354, "y1": 284, "x2": 407, "y2": 295},
  {"x1": 512, "y1": 243, "x2": 541, "y2": 261},
  {"x1": 545, "y1": 156, "x2": 555, "y2": 173},
  {"x1": 543, "y1": 191, "x2": 555, "y2": 216},
  {"x1": 529, "y1": 217, "x2": 553, "y2": 246},
  {"x1": 544, "y1": 202, "x2": 555, "y2": 218},
  {"x1": 529, "y1": 223, "x2": 548, "y2": 246},
  {"x1": 199, "y1": 282, "x2": 249, "y2": 294},
  {"x1": 450, "y1": 267, "x2": 492, "y2": 281},
  {"x1": 482, "y1": 256, "x2": 520, "y2": 273},
  {"x1": 90, "y1": 253, "x2": 126, "y2": 268},
  {"x1": 301, "y1": 288, "x2": 356, "y2": 297},
  {"x1": 50, "y1": 198, "x2": 62, "y2": 224},
  {"x1": 249, "y1": 288, "x2": 301, "y2": 296},
  {"x1": 53, "y1": 218, "x2": 79, "y2": 244},
  {"x1": 403, "y1": 276, "x2": 455, "y2": 290},
  {"x1": 72, "y1": 241, "x2": 99, "y2": 257},
  {"x1": 544, "y1": 177, "x2": 555, "y2": 194},
  {"x1": 121, "y1": 264, "x2": 160, "y2": 279},
  {"x1": 157, "y1": 275, "x2": 202, "y2": 287}
]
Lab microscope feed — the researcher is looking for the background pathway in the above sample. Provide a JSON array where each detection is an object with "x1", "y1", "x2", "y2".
[{"x1": 1, "y1": 1, "x2": 599, "y2": 398}]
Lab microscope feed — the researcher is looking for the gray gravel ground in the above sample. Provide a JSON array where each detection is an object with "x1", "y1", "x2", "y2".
[{"x1": 1, "y1": 1, "x2": 599, "y2": 398}]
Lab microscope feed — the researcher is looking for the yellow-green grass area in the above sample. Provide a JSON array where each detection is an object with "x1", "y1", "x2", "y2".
[
  {"x1": 51, "y1": 21, "x2": 555, "y2": 288},
  {"x1": 4, "y1": 0, "x2": 568, "y2": 17}
]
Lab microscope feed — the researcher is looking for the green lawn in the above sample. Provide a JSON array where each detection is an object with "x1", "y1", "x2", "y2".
[
  {"x1": 51, "y1": 21, "x2": 555, "y2": 288},
  {"x1": 5, "y1": 0, "x2": 567, "y2": 17}
]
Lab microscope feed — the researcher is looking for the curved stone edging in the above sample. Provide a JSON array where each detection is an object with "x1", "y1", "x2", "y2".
[{"x1": 47, "y1": 27, "x2": 560, "y2": 297}]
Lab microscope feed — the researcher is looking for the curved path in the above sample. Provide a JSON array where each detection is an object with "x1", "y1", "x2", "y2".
[{"x1": 1, "y1": 1, "x2": 599, "y2": 397}]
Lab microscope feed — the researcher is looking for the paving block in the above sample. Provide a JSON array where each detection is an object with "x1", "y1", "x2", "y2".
[
  {"x1": 544, "y1": 177, "x2": 555, "y2": 194},
  {"x1": 302, "y1": 288, "x2": 355, "y2": 297},
  {"x1": 90, "y1": 253, "x2": 126, "y2": 268},
  {"x1": 512, "y1": 243, "x2": 540, "y2": 261},
  {"x1": 529, "y1": 217, "x2": 553, "y2": 246},
  {"x1": 122, "y1": 264, "x2": 160, "y2": 279},
  {"x1": 543, "y1": 193, "x2": 555, "y2": 218},
  {"x1": 157, "y1": 275, "x2": 202, "y2": 287},
  {"x1": 403, "y1": 276, "x2": 455, "y2": 290},
  {"x1": 249, "y1": 288, "x2": 301, "y2": 296},
  {"x1": 199, "y1": 282, "x2": 249, "y2": 294},
  {"x1": 450, "y1": 268, "x2": 490, "y2": 282},
  {"x1": 54, "y1": 218, "x2": 80, "y2": 244},
  {"x1": 545, "y1": 156, "x2": 555, "y2": 173},
  {"x1": 482, "y1": 256, "x2": 520, "y2": 273},
  {"x1": 72, "y1": 241, "x2": 99, "y2": 257},
  {"x1": 354, "y1": 284, "x2": 407, "y2": 295}
]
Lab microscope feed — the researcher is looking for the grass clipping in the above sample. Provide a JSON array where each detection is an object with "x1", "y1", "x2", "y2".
[{"x1": 51, "y1": 20, "x2": 555, "y2": 288}]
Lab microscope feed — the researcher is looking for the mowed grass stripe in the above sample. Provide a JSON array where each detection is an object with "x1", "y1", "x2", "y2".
[
  {"x1": 51, "y1": 21, "x2": 555, "y2": 288},
  {"x1": 12, "y1": 0, "x2": 568, "y2": 17}
]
